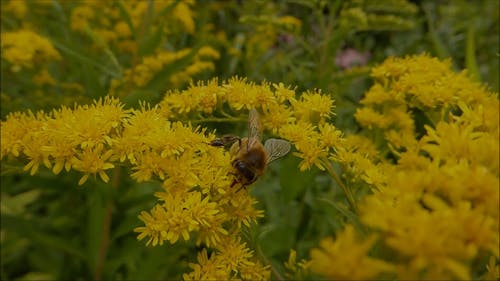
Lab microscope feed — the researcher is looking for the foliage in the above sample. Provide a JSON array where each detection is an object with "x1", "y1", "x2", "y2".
[{"x1": 1, "y1": 0, "x2": 498, "y2": 280}]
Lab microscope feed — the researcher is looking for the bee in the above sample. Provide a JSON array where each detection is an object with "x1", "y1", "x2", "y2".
[{"x1": 210, "y1": 109, "x2": 291, "y2": 188}]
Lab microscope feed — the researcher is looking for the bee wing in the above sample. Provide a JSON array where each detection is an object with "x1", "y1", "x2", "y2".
[
  {"x1": 247, "y1": 108, "x2": 263, "y2": 150},
  {"x1": 264, "y1": 138, "x2": 291, "y2": 164}
]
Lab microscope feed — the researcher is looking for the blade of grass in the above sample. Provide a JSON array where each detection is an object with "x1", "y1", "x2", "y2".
[
  {"x1": 465, "y1": 26, "x2": 480, "y2": 81},
  {"x1": 1, "y1": 214, "x2": 87, "y2": 261},
  {"x1": 116, "y1": 0, "x2": 136, "y2": 39},
  {"x1": 51, "y1": 40, "x2": 120, "y2": 77}
]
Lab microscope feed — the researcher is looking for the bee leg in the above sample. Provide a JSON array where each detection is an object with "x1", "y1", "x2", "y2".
[
  {"x1": 223, "y1": 135, "x2": 240, "y2": 146},
  {"x1": 230, "y1": 179, "x2": 238, "y2": 188},
  {"x1": 209, "y1": 135, "x2": 240, "y2": 147},
  {"x1": 232, "y1": 181, "x2": 247, "y2": 192}
]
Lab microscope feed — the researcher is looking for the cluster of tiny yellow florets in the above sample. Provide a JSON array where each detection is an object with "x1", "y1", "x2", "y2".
[
  {"x1": 1, "y1": 30, "x2": 61, "y2": 72},
  {"x1": 160, "y1": 77, "x2": 340, "y2": 174},
  {"x1": 154, "y1": 77, "x2": 339, "y2": 279},
  {"x1": 70, "y1": 0, "x2": 196, "y2": 54},
  {"x1": 110, "y1": 46, "x2": 220, "y2": 96},
  {"x1": 1, "y1": 77, "x2": 338, "y2": 280},
  {"x1": 1, "y1": 97, "x2": 128, "y2": 185},
  {"x1": 310, "y1": 54, "x2": 499, "y2": 280}
]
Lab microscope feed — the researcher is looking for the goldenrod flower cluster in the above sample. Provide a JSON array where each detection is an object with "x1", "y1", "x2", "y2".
[
  {"x1": 240, "y1": 14, "x2": 302, "y2": 64},
  {"x1": 310, "y1": 54, "x2": 499, "y2": 280},
  {"x1": 2, "y1": 54, "x2": 497, "y2": 280},
  {"x1": 110, "y1": 46, "x2": 220, "y2": 95},
  {"x1": 70, "y1": 0, "x2": 196, "y2": 53},
  {"x1": 1, "y1": 77, "x2": 339, "y2": 279},
  {"x1": 1, "y1": 30, "x2": 61, "y2": 72},
  {"x1": 1, "y1": 97, "x2": 128, "y2": 185},
  {"x1": 154, "y1": 77, "x2": 339, "y2": 279},
  {"x1": 159, "y1": 77, "x2": 339, "y2": 174},
  {"x1": 1, "y1": 0, "x2": 27, "y2": 20}
]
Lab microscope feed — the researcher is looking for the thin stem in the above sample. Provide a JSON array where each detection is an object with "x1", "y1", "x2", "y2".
[
  {"x1": 94, "y1": 167, "x2": 120, "y2": 280},
  {"x1": 321, "y1": 158, "x2": 358, "y2": 213},
  {"x1": 255, "y1": 243, "x2": 284, "y2": 281}
]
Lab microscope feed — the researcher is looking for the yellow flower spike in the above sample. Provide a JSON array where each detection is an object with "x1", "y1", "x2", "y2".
[
  {"x1": 2, "y1": 0, "x2": 27, "y2": 19},
  {"x1": 292, "y1": 90, "x2": 334, "y2": 124},
  {"x1": 293, "y1": 138, "x2": 327, "y2": 171},
  {"x1": 318, "y1": 123, "x2": 343, "y2": 151},
  {"x1": 310, "y1": 225, "x2": 395, "y2": 280},
  {"x1": 183, "y1": 249, "x2": 230, "y2": 281},
  {"x1": 1, "y1": 30, "x2": 61, "y2": 71},
  {"x1": 172, "y1": 1, "x2": 195, "y2": 33}
]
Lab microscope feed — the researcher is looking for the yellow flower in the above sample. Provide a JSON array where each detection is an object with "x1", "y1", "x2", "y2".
[
  {"x1": 137, "y1": 191, "x2": 223, "y2": 245},
  {"x1": 173, "y1": 1, "x2": 196, "y2": 33},
  {"x1": 284, "y1": 249, "x2": 311, "y2": 280},
  {"x1": 2, "y1": 0, "x2": 27, "y2": 19},
  {"x1": 310, "y1": 225, "x2": 395, "y2": 280},
  {"x1": 314, "y1": 54, "x2": 499, "y2": 281},
  {"x1": 261, "y1": 103, "x2": 295, "y2": 134},
  {"x1": 224, "y1": 77, "x2": 274, "y2": 111},
  {"x1": 183, "y1": 249, "x2": 229, "y2": 280},
  {"x1": 355, "y1": 107, "x2": 391, "y2": 129},
  {"x1": 293, "y1": 138, "x2": 327, "y2": 171},
  {"x1": 111, "y1": 47, "x2": 219, "y2": 95},
  {"x1": 70, "y1": 5, "x2": 94, "y2": 31},
  {"x1": 319, "y1": 123, "x2": 343, "y2": 150},
  {"x1": 276, "y1": 15, "x2": 302, "y2": 31},
  {"x1": 197, "y1": 46, "x2": 220, "y2": 60},
  {"x1": 1, "y1": 111, "x2": 41, "y2": 159},
  {"x1": 272, "y1": 82, "x2": 297, "y2": 104},
  {"x1": 71, "y1": 144, "x2": 115, "y2": 185},
  {"x1": 292, "y1": 90, "x2": 334, "y2": 124},
  {"x1": 32, "y1": 69, "x2": 57, "y2": 86},
  {"x1": 1, "y1": 30, "x2": 61, "y2": 71},
  {"x1": 1, "y1": 96, "x2": 128, "y2": 182},
  {"x1": 483, "y1": 255, "x2": 500, "y2": 281},
  {"x1": 215, "y1": 236, "x2": 254, "y2": 271},
  {"x1": 114, "y1": 21, "x2": 131, "y2": 38}
]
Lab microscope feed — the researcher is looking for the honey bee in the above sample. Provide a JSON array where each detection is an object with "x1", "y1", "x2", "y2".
[{"x1": 210, "y1": 109, "x2": 291, "y2": 188}]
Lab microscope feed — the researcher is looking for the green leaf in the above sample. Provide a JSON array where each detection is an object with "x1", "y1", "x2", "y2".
[
  {"x1": 51, "y1": 40, "x2": 120, "y2": 77},
  {"x1": 116, "y1": 0, "x2": 136, "y2": 39},
  {"x1": 258, "y1": 224, "x2": 295, "y2": 257},
  {"x1": 465, "y1": 26, "x2": 480, "y2": 81},
  {"x1": 138, "y1": 22, "x2": 164, "y2": 57},
  {"x1": 1, "y1": 214, "x2": 86, "y2": 261},
  {"x1": 146, "y1": 46, "x2": 201, "y2": 90},
  {"x1": 155, "y1": 0, "x2": 181, "y2": 20},
  {"x1": 1, "y1": 190, "x2": 41, "y2": 215},
  {"x1": 16, "y1": 272, "x2": 55, "y2": 281},
  {"x1": 317, "y1": 198, "x2": 366, "y2": 236},
  {"x1": 85, "y1": 185, "x2": 109, "y2": 276},
  {"x1": 278, "y1": 156, "x2": 315, "y2": 202}
]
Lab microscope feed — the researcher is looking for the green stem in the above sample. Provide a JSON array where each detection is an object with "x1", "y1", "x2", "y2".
[
  {"x1": 255, "y1": 243, "x2": 284, "y2": 281},
  {"x1": 94, "y1": 167, "x2": 120, "y2": 280},
  {"x1": 321, "y1": 158, "x2": 358, "y2": 213},
  {"x1": 465, "y1": 26, "x2": 480, "y2": 81},
  {"x1": 423, "y1": 4, "x2": 450, "y2": 60}
]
